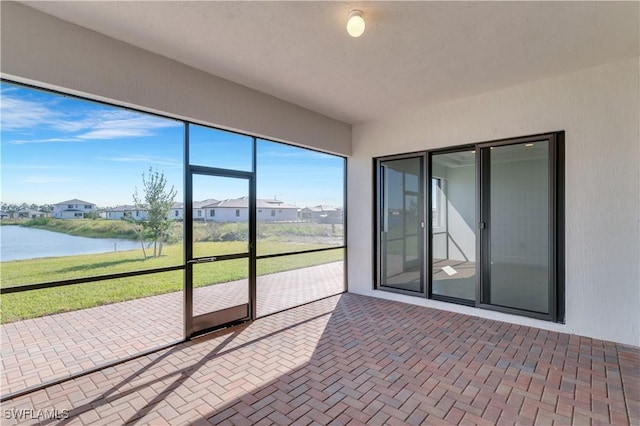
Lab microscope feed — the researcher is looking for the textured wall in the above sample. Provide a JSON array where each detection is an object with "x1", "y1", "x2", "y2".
[
  {"x1": 349, "y1": 58, "x2": 640, "y2": 346},
  {"x1": 0, "y1": 2, "x2": 351, "y2": 156}
]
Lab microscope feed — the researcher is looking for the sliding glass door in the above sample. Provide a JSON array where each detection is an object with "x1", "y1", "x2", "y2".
[
  {"x1": 375, "y1": 132, "x2": 563, "y2": 322},
  {"x1": 479, "y1": 135, "x2": 562, "y2": 320},
  {"x1": 377, "y1": 155, "x2": 425, "y2": 295},
  {"x1": 430, "y1": 149, "x2": 476, "y2": 304}
]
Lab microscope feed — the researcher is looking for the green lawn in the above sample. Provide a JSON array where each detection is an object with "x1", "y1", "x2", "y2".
[
  {"x1": 0, "y1": 242, "x2": 343, "y2": 323},
  {"x1": 1, "y1": 241, "x2": 339, "y2": 287}
]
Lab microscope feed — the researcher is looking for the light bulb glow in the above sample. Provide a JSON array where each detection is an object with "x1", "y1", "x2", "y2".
[{"x1": 347, "y1": 10, "x2": 365, "y2": 37}]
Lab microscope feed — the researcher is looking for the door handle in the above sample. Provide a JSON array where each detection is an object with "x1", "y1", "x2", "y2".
[{"x1": 187, "y1": 256, "x2": 217, "y2": 264}]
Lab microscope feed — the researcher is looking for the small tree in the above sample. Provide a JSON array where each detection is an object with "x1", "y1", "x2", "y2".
[{"x1": 133, "y1": 167, "x2": 177, "y2": 258}]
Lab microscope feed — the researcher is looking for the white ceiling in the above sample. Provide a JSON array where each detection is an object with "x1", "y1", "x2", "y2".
[{"x1": 22, "y1": 1, "x2": 640, "y2": 124}]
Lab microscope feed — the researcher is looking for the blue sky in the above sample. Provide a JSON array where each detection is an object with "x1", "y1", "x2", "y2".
[{"x1": 1, "y1": 82, "x2": 344, "y2": 208}]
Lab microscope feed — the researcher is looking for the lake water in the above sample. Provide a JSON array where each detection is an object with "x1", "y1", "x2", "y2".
[{"x1": 0, "y1": 226, "x2": 143, "y2": 261}]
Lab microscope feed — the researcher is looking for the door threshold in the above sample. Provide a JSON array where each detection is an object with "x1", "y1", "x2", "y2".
[{"x1": 189, "y1": 318, "x2": 252, "y2": 341}]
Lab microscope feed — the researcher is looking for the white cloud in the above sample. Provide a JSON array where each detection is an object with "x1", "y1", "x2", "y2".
[
  {"x1": 0, "y1": 96, "x2": 62, "y2": 131},
  {"x1": 76, "y1": 111, "x2": 180, "y2": 140},
  {"x1": 1, "y1": 89, "x2": 180, "y2": 142},
  {"x1": 79, "y1": 129, "x2": 154, "y2": 139},
  {"x1": 9, "y1": 137, "x2": 83, "y2": 145}
]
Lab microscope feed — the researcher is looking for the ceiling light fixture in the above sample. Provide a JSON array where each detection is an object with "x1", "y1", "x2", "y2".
[{"x1": 347, "y1": 10, "x2": 365, "y2": 37}]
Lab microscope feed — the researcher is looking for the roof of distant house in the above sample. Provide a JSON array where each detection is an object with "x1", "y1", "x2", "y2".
[
  {"x1": 258, "y1": 199, "x2": 297, "y2": 209},
  {"x1": 105, "y1": 204, "x2": 139, "y2": 212},
  {"x1": 94, "y1": 198, "x2": 303, "y2": 211},
  {"x1": 56, "y1": 199, "x2": 95, "y2": 206},
  {"x1": 303, "y1": 205, "x2": 340, "y2": 212},
  {"x1": 193, "y1": 199, "x2": 219, "y2": 209},
  {"x1": 213, "y1": 197, "x2": 297, "y2": 209}
]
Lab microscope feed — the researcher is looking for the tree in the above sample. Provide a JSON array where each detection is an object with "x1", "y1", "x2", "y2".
[{"x1": 133, "y1": 167, "x2": 177, "y2": 258}]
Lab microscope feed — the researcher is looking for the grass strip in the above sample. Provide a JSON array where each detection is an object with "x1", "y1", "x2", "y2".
[{"x1": 0, "y1": 245, "x2": 343, "y2": 323}]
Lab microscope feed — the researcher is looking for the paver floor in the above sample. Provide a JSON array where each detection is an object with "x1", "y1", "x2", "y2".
[
  {"x1": 1, "y1": 292, "x2": 638, "y2": 425},
  {"x1": 1, "y1": 262, "x2": 344, "y2": 396}
]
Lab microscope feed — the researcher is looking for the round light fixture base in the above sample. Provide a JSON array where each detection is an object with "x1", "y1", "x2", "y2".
[{"x1": 347, "y1": 10, "x2": 365, "y2": 38}]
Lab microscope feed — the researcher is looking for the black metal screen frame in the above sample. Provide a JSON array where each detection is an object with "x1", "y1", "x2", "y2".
[
  {"x1": 0, "y1": 78, "x2": 348, "y2": 401},
  {"x1": 0, "y1": 80, "x2": 347, "y2": 301}
]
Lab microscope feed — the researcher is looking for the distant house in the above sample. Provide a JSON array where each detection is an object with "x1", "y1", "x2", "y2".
[
  {"x1": 0, "y1": 211, "x2": 9, "y2": 219},
  {"x1": 101, "y1": 198, "x2": 300, "y2": 222},
  {"x1": 53, "y1": 199, "x2": 96, "y2": 219},
  {"x1": 105, "y1": 202, "x2": 190, "y2": 221},
  {"x1": 105, "y1": 205, "x2": 148, "y2": 221},
  {"x1": 17, "y1": 209, "x2": 46, "y2": 219},
  {"x1": 301, "y1": 205, "x2": 343, "y2": 224},
  {"x1": 201, "y1": 197, "x2": 298, "y2": 222},
  {"x1": 192, "y1": 199, "x2": 219, "y2": 221},
  {"x1": 256, "y1": 199, "x2": 299, "y2": 222},
  {"x1": 170, "y1": 202, "x2": 184, "y2": 220}
]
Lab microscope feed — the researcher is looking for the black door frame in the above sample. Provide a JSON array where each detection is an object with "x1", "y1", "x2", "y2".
[
  {"x1": 184, "y1": 165, "x2": 257, "y2": 338},
  {"x1": 477, "y1": 132, "x2": 564, "y2": 322},
  {"x1": 374, "y1": 153, "x2": 428, "y2": 297}
]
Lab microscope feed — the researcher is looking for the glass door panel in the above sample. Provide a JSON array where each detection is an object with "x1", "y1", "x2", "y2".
[
  {"x1": 192, "y1": 175, "x2": 249, "y2": 257},
  {"x1": 188, "y1": 172, "x2": 252, "y2": 335},
  {"x1": 379, "y1": 157, "x2": 424, "y2": 293},
  {"x1": 193, "y1": 260, "x2": 248, "y2": 317},
  {"x1": 188, "y1": 124, "x2": 253, "y2": 171},
  {"x1": 483, "y1": 141, "x2": 551, "y2": 314},
  {"x1": 430, "y1": 150, "x2": 476, "y2": 302}
]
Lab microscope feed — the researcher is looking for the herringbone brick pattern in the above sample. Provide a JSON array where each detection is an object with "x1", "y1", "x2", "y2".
[
  {"x1": 1, "y1": 293, "x2": 638, "y2": 425},
  {"x1": 1, "y1": 262, "x2": 344, "y2": 396}
]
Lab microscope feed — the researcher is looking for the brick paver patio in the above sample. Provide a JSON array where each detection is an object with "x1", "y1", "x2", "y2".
[
  {"x1": 1, "y1": 292, "x2": 638, "y2": 425},
  {"x1": 1, "y1": 262, "x2": 344, "y2": 397}
]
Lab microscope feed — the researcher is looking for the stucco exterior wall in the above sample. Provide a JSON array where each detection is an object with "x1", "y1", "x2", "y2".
[
  {"x1": 257, "y1": 208, "x2": 299, "y2": 222},
  {"x1": 348, "y1": 58, "x2": 640, "y2": 346},
  {"x1": 208, "y1": 208, "x2": 249, "y2": 223}
]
